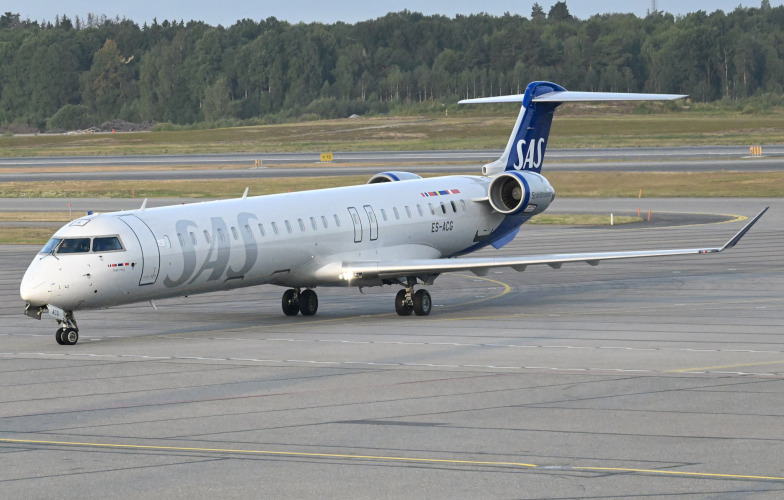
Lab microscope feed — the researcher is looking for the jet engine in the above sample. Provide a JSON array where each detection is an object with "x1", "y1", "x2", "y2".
[
  {"x1": 367, "y1": 171, "x2": 423, "y2": 184},
  {"x1": 487, "y1": 171, "x2": 555, "y2": 216}
]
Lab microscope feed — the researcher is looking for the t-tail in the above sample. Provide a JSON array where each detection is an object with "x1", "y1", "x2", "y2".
[{"x1": 460, "y1": 82, "x2": 687, "y2": 176}]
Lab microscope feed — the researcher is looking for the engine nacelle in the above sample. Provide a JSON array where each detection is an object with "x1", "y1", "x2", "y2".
[
  {"x1": 488, "y1": 171, "x2": 555, "y2": 216},
  {"x1": 367, "y1": 171, "x2": 422, "y2": 184}
]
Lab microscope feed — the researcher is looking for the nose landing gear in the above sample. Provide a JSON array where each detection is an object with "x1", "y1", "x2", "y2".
[{"x1": 54, "y1": 311, "x2": 79, "y2": 345}]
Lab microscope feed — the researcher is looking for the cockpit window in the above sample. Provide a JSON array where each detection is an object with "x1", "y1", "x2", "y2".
[
  {"x1": 92, "y1": 236, "x2": 124, "y2": 252},
  {"x1": 40, "y1": 238, "x2": 62, "y2": 254},
  {"x1": 57, "y1": 238, "x2": 91, "y2": 254}
]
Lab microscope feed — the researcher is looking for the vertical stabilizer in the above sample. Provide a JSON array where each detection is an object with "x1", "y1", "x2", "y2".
[
  {"x1": 460, "y1": 82, "x2": 686, "y2": 176},
  {"x1": 460, "y1": 81, "x2": 565, "y2": 176}
]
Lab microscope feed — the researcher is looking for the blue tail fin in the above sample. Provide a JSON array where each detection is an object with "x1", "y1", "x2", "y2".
[
  {"x1": 459, "y1": 82, "x2": 687, "y2": 176},
  {"x1": 502, "y1": 81, "x2": 565, "y2": 174}
]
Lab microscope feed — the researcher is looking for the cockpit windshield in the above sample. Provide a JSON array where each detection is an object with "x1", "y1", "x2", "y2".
[
  {"x1": 56, "y1": 238, "x2": 91, "y2": 254},
  {"x1": 92, "y1": 236, "x2": 124, "y2": 252},
  {"x1": 40, "y1": 238, "x2": 62, "y2": 254},
  {"x1": 38, "y1": 236, "x2": 125, "y2": 255}
]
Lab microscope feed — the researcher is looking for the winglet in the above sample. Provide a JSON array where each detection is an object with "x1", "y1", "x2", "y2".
[{"x1": 719, "y1": 207, "x2": 768, "y2": 251}]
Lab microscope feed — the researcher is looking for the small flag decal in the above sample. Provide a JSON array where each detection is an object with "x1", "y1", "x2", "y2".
[{"x1": 420, "y1": 188, "x2": 460, "y2": 197}]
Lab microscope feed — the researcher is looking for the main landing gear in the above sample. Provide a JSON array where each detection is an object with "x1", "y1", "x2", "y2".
[
  {"x1": 281, "y1": 288, "x2": 319, "y2": 316},
  {"x1": 55, "y1": 311, "x2": 79, "y2": 346},
  {"x1": 395, "y1": 287, "x2": 432, "y2": 316}
]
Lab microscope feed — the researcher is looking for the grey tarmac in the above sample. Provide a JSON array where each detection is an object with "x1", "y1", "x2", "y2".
[
  {"x1": 2, "y1": 145, "x2": 784, "y2": 182},
  {"x1": 1, "y1": 197, "x2": 782, "y2": 498}
]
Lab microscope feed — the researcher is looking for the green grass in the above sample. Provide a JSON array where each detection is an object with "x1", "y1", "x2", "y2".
[
  {"x1": 0, "y1": 227, "x2": 59, "y2": 245},
  {"x1": 2, "y1": 109, "x2": 784, "y2": 157},
  {"x1": 529, "y1": 214, "x2": 642, "y2": 225},
  {"x1": 2, "y1": 171, "x2": 782, "y2": 199},
  {"x1": 546, "y1": 171, "x2": 784, "y2": 197}
]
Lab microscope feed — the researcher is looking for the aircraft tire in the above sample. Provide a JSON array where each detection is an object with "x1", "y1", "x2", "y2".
[
  {"x1": 395, "y1": 289, "x2": 413, "y2": 316},
  {"x1": 413, "y1": 289, "x2": 432, "y2": 316},
  {"x1": 61, "y1": 328, "x2": 79, "y2": 346},
  {"x1": 299, "y1": 289, "x2": 318, "y2": 316},
  {"x1": 282, "y1": 289, "x2": 300, "y2": 316},
  {"x1": 55, "y1": 328, "x2": 66, "y2": 345}
]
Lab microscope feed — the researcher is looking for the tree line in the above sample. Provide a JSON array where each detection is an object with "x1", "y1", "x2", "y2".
[{"x1": 1, "y1": 1, "x2": 783, "y2": 132}]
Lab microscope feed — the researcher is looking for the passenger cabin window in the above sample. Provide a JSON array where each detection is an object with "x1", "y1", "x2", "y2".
[
  {"x1": 244, "y1": 224, "x2": 252, "y2": 237},
  {"x1": 460, "y1": 199, "x2": 467, "y2": 211},
  {"x1": 205, "y1": 230, "x2": 213, "y2": 243},
  {"x1": 393, "y1": 207, "x2": 400, "y2": 220},
  {"x1": 417, "y1": 204, "x2": 424, "y2": 216},
  {"x1": 405, "y1": 206, "x2": 412, "y2": 218},
  {"x1": 285, "y1": 220, "x2": 292, "y2": 233},
  {"x1": 440, "y1": 202, "x2": 447, "y2": 214},
  {"x1": 271, "y1": 222, "x2": 279, "y2": 235},
  {"x1": 57, "y1": 238, "x2": 91, "y2": 254},
  {"x1": 190, "y1": 232, "x2": 197, "y2": 245},
  {"x1": 177, "y1": 234, "x2": 185, "y2": 246},
  {"x1": 310, "y1": 217, "x2": 317, "y2": 230},
  {"x1": 333, "y1": 214, "x2": 341, "y2": 227},
  {"x1": 258, "y1": 223, "x2": 266, "y2": 236},
  {"x1": 92, "y1": 236, "x2": 123, "y2": 252},
  {"x1": 298, "y1": 219, "x2": 306, "y2": 232},
  {"x1": 380, "y1": 209, "x2": 387, "y2": 221},
  {"x1": 231, "y1": 227, "x2": 239, "y2": 240},
  {"x1": 451, "y1": 201, "x2": 457, "y2": 212},
  {"x1": 428, "y1": 203, "x2": 435, "y2": 215},
  {"x1": 321, "y1": 215, "x2": 328, "y2": 228}
]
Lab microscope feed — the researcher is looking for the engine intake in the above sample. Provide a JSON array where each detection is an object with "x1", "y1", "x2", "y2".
[
  {"x1": 367, "y1": 171, "x2": 422, "y2": 184},
  {"x1": 488, "y1": 171, "x2": 555, "y2": 215}
]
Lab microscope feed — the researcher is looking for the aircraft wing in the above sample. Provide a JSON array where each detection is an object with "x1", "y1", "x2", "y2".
[{"x1": 340, "y1": 208, "x2": 768, "y2": 280}]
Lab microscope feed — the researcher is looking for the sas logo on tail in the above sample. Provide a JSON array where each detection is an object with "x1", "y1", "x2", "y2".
[{"x1": 512, "y1": 138, "x2": 545, "y2": 170}]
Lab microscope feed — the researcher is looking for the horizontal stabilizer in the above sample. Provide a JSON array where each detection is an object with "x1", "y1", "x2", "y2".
[{"x1": 459, "y1": 91, "x2": 687, "y2": 104}]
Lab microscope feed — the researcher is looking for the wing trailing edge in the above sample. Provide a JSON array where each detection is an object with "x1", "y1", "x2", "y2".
[{"x1": 339, "y1": 208, "x2": 768, "y2": 280}]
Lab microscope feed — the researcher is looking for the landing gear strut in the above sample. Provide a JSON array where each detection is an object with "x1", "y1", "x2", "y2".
[
  {"x1": 281, "y1": 288, "x2": 319, "y2": 316},
  {"x1": 395, "y1": 286, "x2": 432, "y2": 316},
  {"x1": 55, "y1": 311, "x2": 79, "y2": 345}
]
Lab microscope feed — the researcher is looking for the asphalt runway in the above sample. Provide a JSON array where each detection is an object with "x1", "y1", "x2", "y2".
[
  {"x1": 1, "y1": 197, "x2": 782, "y2": 498},
  {"x1": 2, "y1": 145, "x2": 784, "y2": 182}
]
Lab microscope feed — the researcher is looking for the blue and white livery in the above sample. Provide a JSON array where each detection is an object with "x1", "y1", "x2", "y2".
[{"x1": 20, "y1": 81, "x2": 767, "y2": 345}]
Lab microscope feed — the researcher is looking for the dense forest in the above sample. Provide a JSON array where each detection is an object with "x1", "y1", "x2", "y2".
[{"x1": 1, "y1": 1, "x2": 784, "y2": 132}]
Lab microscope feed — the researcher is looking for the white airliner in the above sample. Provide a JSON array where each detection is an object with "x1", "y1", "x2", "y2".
[{"x1": 20, "y1": 81, "x2": 767, "y2": 345}]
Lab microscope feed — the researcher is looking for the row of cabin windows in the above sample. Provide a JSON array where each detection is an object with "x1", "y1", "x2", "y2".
[
  {"x1": 380, "y1": 200, "x2": 466, "y2": 222},
  {"x1": 175, "y1": 200, "x2": 467, "y2": 246},
  {"x1": 177, "y1": 213, "x2": 343, "y2": 247}
]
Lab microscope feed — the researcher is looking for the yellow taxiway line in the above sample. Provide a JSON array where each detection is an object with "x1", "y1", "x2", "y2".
[{"x1": 2, "y1": 438, "x2": 783, "y2": 481}]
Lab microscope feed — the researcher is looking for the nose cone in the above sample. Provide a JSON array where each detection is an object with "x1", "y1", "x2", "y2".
[{"x1": 20, "y1": 260, "x2": 50, "y2": 307}]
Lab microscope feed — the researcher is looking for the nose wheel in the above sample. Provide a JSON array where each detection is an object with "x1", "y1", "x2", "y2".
[
  {"x1": 56, "y1": 327, "x2": 79, "y2": 345},
  {"x1": 54, "y1": 311, "x2": 79, "y2": 345}
]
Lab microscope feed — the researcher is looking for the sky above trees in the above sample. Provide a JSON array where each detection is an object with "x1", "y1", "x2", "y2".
[{"x1": 1, "y1": 1, "x2": 774, "y2": 26}]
